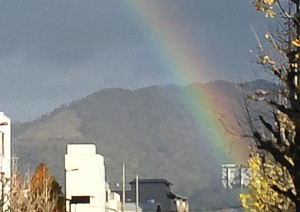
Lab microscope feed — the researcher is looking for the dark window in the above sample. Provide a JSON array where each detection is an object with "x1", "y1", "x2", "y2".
[
  {"x1": 0, "y1": 132, "x2": 4, "y2": 156},
  {"x1": 70, "y1": 196, "x2": 90, "y2": 204}
]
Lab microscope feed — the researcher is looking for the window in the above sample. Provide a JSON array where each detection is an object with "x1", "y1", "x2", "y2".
[
  {"x1": 147, "y1": 198, "x2": 155, "y2": 203},
  {"x1": 0, "y1": 132, "x2": 4, "y2": 156}
]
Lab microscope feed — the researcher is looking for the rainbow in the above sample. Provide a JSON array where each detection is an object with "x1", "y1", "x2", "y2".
[{"x1": 126, "y1": 1, "x2": 248, "y2": 164}]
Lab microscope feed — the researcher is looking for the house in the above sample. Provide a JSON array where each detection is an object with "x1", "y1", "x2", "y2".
[
  {"x1": 117, "y1": 178, "x2": 189, "y2": 212},
  {"x1": 0, "y1": 112, "x2": 11, "y2": 211},
  {"x1": 167, "y1": 191, "x2": 189, "y2": 212}
]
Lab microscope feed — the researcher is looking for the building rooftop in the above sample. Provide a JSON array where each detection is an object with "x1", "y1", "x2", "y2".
[
  {"x1": 129, "y1": 178, "x2": 173, "y2": 186},
  {"x1": 167, "y1": 191, "x2": 187, "y2": 201}
]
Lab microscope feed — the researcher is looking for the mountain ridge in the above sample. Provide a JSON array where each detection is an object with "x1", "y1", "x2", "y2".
[{"x1": 12, "y1": 80, "x2": 262, "y2": 209}]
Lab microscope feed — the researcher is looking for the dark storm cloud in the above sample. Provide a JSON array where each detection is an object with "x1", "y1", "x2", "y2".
[
  {"x1": 171, "y1": 0, "x2": 266, "y2": 80},
  {"x1": 0, "y1": 0, "x2": 144, "y2": 65},
  {"x1": 0, "y1": 0, "x2": 267, "y2": 121}
]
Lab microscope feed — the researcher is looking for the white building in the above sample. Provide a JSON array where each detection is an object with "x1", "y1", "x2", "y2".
[
  {"x1": 105, "y1": 183, "x2": 121, "y2": 212},
  {"x1": 222, "y1": 164, "x2": 250, "y2": 189},
  {"x1": 65, "y1": 144, "x2": 106, "y2": 212},
  {"x1": 0, "y1": 112, "x2": 11, "y2": 210}
]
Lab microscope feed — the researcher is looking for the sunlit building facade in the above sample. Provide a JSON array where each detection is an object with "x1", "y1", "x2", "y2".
[
  {"x1": 0, "y1": 111, "x2": 11, "y2": 210},
  {"x1": 65, "y1": 144, "x2": 106, "y2": 212}
]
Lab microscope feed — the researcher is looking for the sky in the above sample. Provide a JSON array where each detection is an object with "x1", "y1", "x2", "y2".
[{"x1": 0, "y1": 0, "x2": 267, "y2": 121}]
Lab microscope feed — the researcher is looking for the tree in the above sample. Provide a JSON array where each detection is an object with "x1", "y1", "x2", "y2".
[
  {"x1": 29, "y1": 162, "x2": 64, "y2": 212},
  {"x1": 240, "y1": 153, "x2": 295, "y2": 210},
  {"x1": 9, "y1": 170, "x2": 28, "y2": 212},
  {"x1": 0, "y1": 172, "x2": 10, "y2": 212},
  {"x1": 240, "y1": 0, "x2": 300, "y2": 211},
  {"x1": 1, "y1": 161, "x2": 64, "y2": 212}
]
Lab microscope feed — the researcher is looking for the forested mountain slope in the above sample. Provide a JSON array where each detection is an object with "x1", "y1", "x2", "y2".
[{"x1": 13, "y1": 80, "x2": 269, "y2": 209}]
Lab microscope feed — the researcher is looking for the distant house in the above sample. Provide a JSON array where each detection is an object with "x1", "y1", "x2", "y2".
[
  {"x1": 167, "y1": 191, "x2": 189, "y2": 212},
  {"x1": 116, "y1": 178, "x2": 189, "y2": 212}
]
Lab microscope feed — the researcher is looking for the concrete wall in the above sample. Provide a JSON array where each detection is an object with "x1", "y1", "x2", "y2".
[
  {"x1": 105, "y1": 185, "x2": 121, "y2": 212},
  {"x1": 65, "y1": 144, "x2": 106, "y2": 212}
]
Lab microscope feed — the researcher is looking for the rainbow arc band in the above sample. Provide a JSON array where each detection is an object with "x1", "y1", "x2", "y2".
[{"x1": 125, "y1": 1, "x2": 246, "y2": 164}]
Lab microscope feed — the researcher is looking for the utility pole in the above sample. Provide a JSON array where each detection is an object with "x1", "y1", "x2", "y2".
[
  {"x1": 11, "y1": 156, "x2": 18, "y2": 192},
  {"x1": 11, "y1": 157, "x2": 18, "y2": 176},
  {"x1": 135, "y1": 175, "x2": 138, "y2": 212},
  {"x1": 122, "y1": 164, "x2": 125, "y2": 212}
]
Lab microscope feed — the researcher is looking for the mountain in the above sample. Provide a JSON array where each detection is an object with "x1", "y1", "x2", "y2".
[{"x1": 12, "y1": 81, "x2": 254, "y2": 209}]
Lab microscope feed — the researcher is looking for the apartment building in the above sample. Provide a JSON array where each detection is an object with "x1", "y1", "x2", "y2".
[{"x1": 65, "y1": 144, "x2": 106, "y2": 212}]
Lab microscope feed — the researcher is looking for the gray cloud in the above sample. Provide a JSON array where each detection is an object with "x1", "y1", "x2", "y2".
[
  {"x1": 0, "y1": 0, "x2": 267, "y2": 121},
  {"x1": 0, "y1": 0, "x2": 144, "y2": 65}
]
